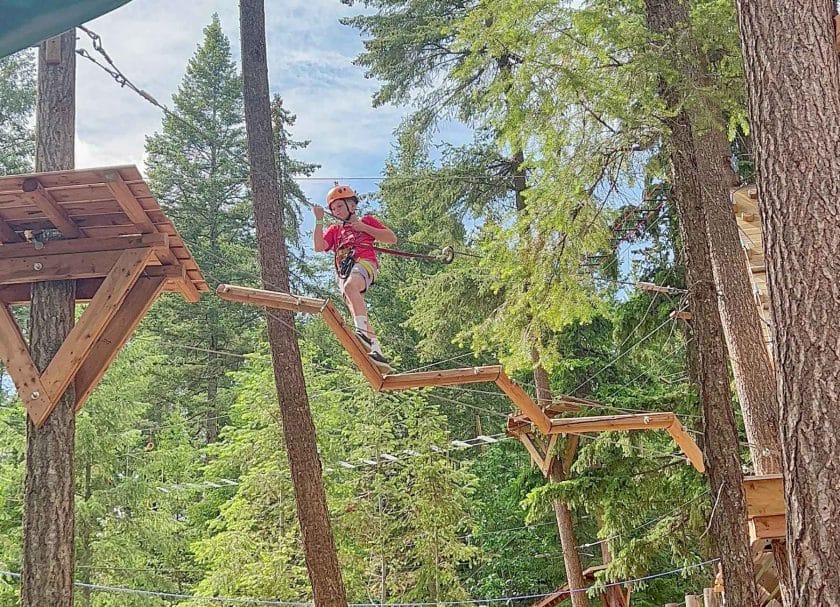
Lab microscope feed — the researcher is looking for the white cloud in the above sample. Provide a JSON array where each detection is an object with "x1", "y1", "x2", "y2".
[
  {"x1": 71, "y1": 0, "x2": 474, "y2": 214},
  {"x1": 74, "y1": 0, "x2": 404, "y2": 181}
]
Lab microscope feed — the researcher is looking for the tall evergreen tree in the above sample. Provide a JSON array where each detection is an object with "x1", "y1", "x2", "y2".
[
  {"x1": 145, "y1": 15, "x2": 258, "y2": 445},
  {"x1": 0, "y1": 50, "x2": 35, "y2": 175}
]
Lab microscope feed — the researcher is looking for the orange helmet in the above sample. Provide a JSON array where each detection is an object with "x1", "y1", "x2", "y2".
[{"x1": 326, "y1": 185, "x2": 358, "y2": 207}]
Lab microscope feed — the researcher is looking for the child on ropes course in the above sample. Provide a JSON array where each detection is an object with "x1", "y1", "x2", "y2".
[{"x1": 313, "y1": 185, "x2": 397, "y2": 372}]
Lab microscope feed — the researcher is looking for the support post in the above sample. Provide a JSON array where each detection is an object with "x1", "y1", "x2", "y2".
[{"x1": 20, "y1": 30, "x2": 76, "y2": 607}]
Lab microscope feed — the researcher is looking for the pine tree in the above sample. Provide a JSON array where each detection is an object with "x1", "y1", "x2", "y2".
[
  {"x1": 145, "y1": 14, "x2": 259, "y2": 445},
  {"x1": 0, "y1": 50, "x2": 35, "y2": 175}
]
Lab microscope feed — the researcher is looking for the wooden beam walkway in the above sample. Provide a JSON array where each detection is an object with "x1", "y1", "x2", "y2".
[{"x1": 217, "y1": 284, "x2": 705, "y2": 473}]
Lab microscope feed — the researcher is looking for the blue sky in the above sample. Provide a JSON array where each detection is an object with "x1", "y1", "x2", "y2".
[{"x1": 76, "y1": 0, "x2": 467, "y2": 208}]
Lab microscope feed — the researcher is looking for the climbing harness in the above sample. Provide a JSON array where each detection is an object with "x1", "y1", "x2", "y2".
[{"x1": 335, "y1": 246, "x2": 357, "y2": 279}]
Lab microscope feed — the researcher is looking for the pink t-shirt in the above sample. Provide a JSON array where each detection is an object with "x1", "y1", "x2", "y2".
[{"x1": 323, "y1": 215, "x2": 386, "y2": 267}]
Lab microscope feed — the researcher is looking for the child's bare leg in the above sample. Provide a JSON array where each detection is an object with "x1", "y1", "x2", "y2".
[
  {"x1": 342, "y1": 274, "x2": 383, "y2": 356},
  {"x1": 342, "y1": 274, "x2": 368, "y2": 320}
]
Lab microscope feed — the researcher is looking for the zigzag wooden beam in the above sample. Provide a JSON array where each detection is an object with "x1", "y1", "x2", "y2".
[
  {"x1": 214, "y1": 284, "x2": 704, "y2": 472},
  {"x1": 381, "y1": 365, "x2": 502, "y2": 391}
]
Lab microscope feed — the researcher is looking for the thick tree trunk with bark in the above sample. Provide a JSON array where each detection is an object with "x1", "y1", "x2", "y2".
[
  {"x1": 21, "y1": 30, "x2": 77, "y2": 607},
  {"x1": 694, "y1": 130, "x2": 781, "y2": 474},
  {"x1": 645, "y1": 3, "x2": 759, "y2": 606},
  {"x1": 238, "y1": 3, "x2": 348, "y2": 605},
  {"x1": 734, "y1": 2, "x2": 840, "y2": 604},
  {"x1": 653, "y1": 0, "x2": 789, "y2": 598},
  {"x1": 659, "y1": 0, "x2": 783, "y2": 476}
]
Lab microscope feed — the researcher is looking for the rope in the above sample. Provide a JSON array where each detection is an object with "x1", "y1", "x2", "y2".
[{"x1": 0, "y1": 559, "x2": 719, "y2": 604}]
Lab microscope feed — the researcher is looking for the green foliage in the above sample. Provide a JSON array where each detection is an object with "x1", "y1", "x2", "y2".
[
  {"x1": 144, "y1": 15, "x2": 261, "y2": 446},
  {"x1": 0, "y1": 49, "x2": 35, "y2": 174}
]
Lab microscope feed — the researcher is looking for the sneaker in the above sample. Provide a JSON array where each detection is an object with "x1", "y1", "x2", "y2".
[
  {"x1": 369, "y1": 351, "x2": 394, "y2": 373},
  {"x1": 354, "y1": 330, "x2": 373, "y2": 353}
]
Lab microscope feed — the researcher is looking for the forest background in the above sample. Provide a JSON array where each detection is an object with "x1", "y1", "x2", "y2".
[{"x1": 0, "y1": 1, "x2": 756, "y2": 605}]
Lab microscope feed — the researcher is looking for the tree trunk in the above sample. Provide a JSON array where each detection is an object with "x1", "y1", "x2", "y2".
[
  {"x1": 645, "y1": 3, "x2": 759, "y2": 606},
  {"x1": 655, "y1": 0, "x2": 790, "y2": 598},
  {"x1": 206, "y1": 332, "x2": 219, "y2": 444},
  {"x1": 734, "y1": 2, "x2": 840, "y2": 604},
  {"x1": 78, "y1": 461, "x2": 93, "y2": 607},
  {"x1": 21, "y1": 30, "x2": 77, "y2": 607},
  {"x1": 694, "y1": 130, "x2": 781, "y2": 474},
  {"x1": 666, "y1": 0, "x2": 783, "y2": 478},
  {"x1": 534, "y1": 360, "x2": 589, "y2": 607},
  {"x1": 238, "y1": 3, "x2": 348, "y2": 606},
  {"x1": 516, "y1": 140, "x2": 588, "y2": 605}
]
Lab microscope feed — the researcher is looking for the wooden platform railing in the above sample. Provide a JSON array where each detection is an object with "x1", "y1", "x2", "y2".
[{"x1": 217, "y1": 284, "x2": 705, "y2": 473}]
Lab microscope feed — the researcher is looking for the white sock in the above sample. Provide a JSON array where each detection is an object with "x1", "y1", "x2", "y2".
[{"x1": 353, "y1": 316, "x2": 368, "y2": 333}]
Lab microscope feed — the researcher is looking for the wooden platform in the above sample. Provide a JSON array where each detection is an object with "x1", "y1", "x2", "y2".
[
  {"x1": 744, "y1": 474, "x2": 785, "y2": 551},
  {"x1": 0, "y1": 166, "x2": 207, "y2": 427},
  {"x1": 217, "y1": 284, "x2": 705, "y2": 473},
  {"x1": 732, "y1": 186, "x2": 771, "y2": 352}
]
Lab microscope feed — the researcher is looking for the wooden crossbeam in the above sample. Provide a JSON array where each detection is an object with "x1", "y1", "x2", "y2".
[
  {"x1": 381, "y1": 365, "x2": 502, "y2": 391},
  {"x1": 217, "y1": 283, "x2": 325, "y2": 314},
  {"x1": 0, "y1": 280, "x2": 102, "y2": 304},
  {"x1": 35, "y1": 248, "x2": 153, "y2": 427},
  {"x1": 74, "y1": 275, "x2": 166, "y2": 409},
  {"x1": 21, "y1": 177, "x2": 84, "y2": 238},
  {"x1": 0, "y1": 268, "x2": 187, "y2": 304},
  {"x1": 0, "y1": 233, "x2": 168, "y2": 260},
  {"x1": 102, "y1": 169, "x2": 157, "y2": 234},
  {"x1": 0, "y1": 304, "x2": 53, "y2": 421},
  {"x1": 0, "y1": 249, "x2": 134, "y2": 285}
]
